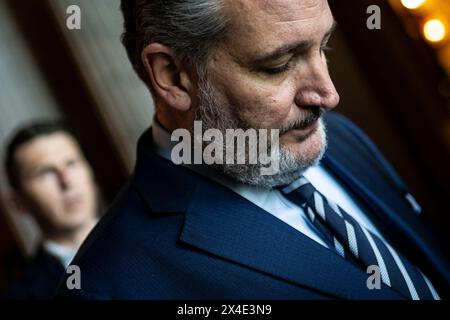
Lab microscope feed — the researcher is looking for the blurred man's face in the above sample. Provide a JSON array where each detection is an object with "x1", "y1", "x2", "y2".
[
  {"x1": 14, "y1": 133, "x2": 97, "y2": 236},
  {"x1": 196, "y1": 0, "x2": 340, "y2": 187}
]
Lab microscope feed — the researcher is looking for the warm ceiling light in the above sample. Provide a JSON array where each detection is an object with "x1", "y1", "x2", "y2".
[
  {"x1": 423, "y1": 19, "x2": 446, "y2": 43},
  {"x1": 400, "y1": 0, "x2": 426, "y2": 10}
]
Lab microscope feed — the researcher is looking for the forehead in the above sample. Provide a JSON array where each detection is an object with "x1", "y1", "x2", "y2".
[
  {"x1": 16, "y1": 133, "x2": 81, "y2": 168},
  {"x1": 221, "y1": 0, "x2": 333, "y2": 56}
]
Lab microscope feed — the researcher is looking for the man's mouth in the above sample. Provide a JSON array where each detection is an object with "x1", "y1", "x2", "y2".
[
  {"x1": 291, "y1": 118, "x2": 319, "y2": 133},
  {"x1": 63, "y1": 195, "x2": 83, "y2": 210},
  {"x1": 280, "y1": 108, "x2": 323, "y2": 136},
  {"x1": 289, "y1": 118, "x2": 320, "y2": 142}
]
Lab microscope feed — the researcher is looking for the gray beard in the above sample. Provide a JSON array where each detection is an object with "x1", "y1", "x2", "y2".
[{"x1": 192, "y1": 77, "x2": 327, "y2": 189}]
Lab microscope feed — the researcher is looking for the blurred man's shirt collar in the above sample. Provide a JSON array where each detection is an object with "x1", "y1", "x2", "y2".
[{"x1": 43, "y1": 240, "x2": 76, "y2": 268}]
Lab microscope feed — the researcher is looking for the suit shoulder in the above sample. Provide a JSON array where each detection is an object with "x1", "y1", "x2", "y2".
[
  {"x1": 56, "y1": 178, "x2": 185, "y2": 299},
  {"x1": 3, "y1": 249, "x2": 64, "y2": 299},
  {"x1": 324, "y1": 112, "x2": 408, "y2": 191}
]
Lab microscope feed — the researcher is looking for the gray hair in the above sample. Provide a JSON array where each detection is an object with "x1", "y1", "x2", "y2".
[{"x1": 120, "y1": 0, "x2": 228, "y2": 84}]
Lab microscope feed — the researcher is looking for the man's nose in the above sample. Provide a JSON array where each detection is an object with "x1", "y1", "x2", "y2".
[
  {"x1": 57, "y1": 169, "x2": 72, "y2": 191},
  {"x1": 294, "y1": 58, "x2": 340, "y2": 111}
]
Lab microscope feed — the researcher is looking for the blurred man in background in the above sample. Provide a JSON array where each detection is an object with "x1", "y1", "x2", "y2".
[{"x1": 2, "y1": 121, "x2": 98, "y2": 299}]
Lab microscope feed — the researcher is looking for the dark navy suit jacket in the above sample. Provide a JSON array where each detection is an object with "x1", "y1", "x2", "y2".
[
  {"x1": 56, "y1": 112, "x2": 450, "y2": 299},
  {"x1": 3, "y1": 247, "x2": 65, "y2": 300}
]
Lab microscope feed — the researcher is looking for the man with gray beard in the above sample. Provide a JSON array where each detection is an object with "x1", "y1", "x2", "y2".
[{"x1": 57, "y1": 0, "x2": 449, "y2": 300}]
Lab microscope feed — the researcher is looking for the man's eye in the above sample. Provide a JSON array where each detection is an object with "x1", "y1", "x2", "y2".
[
  {"x1": 34, "y1": 168, "x2": 53, "y2": 178},
  {"x1": 66, "y1": 159, "x2": 79, "y2": 167},
  {"x1": 262, "y1": 62, "x2": 291, "y2": 75}
]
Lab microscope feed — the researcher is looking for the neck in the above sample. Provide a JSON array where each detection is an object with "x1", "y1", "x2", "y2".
[{"x1": 45, "y1": 218, "x2": 97, "y2": 250}]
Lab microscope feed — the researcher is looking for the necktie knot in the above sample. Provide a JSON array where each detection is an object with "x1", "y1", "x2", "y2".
[{"x1": 278, "y1": 176, "x2": 315, "y2": 204}]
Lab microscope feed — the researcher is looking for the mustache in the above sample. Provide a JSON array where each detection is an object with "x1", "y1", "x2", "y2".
[{"x1": 279, "y1": 107, "x2": 324, "y2": 135}]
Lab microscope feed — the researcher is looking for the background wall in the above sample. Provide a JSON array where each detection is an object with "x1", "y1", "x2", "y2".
[{"x1": 0, "y1": 0, "x2": 61, "y2": 257}]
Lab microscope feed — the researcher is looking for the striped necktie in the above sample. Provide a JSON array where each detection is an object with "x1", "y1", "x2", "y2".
[{"x1": 279, "y1": 176, "x2": 440, "y2": 300}]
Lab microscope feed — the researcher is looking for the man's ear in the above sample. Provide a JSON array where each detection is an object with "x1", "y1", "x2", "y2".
[{"x1": 141, "y1": 43, "x2": 194, "y2": 111}]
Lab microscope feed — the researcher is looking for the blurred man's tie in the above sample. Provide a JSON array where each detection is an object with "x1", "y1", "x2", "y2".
[{"x1": 278, "y1": 176, "x2": 440, "y2": 300}]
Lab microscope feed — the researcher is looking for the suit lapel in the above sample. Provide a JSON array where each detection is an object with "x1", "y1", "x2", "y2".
[{"x1": 178, "y1": 175, "x2": 403, "y2": 299}]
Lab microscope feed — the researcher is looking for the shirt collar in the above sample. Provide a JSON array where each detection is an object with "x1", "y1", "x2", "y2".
[{"x1": 43, "y1": 240, "x2": 77, "y2": 268}]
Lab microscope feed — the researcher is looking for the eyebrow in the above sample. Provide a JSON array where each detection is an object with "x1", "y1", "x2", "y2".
[{"x1": 251, "y1": 20, "x2": 337, "y2": 65}]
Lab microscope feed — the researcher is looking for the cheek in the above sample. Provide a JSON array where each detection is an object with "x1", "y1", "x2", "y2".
[
  {"x1": 222, "y1": 79, "x2": 297, "y2": 128},
  {"x1": 76, "y1": 167, "x2": 95, "y2": 193},
  {"x1": 262, "y1": 91, "x2": 297, "y2": 128},
  {"x1": 72, "y1": 168, "x2": 96, "y2": 207},
  {"x1": 25, "y1": 182, "x2": 61, "y2": 213},
  {"x1": 81, "y1": 178, "x2": 96, "y2": 206}
]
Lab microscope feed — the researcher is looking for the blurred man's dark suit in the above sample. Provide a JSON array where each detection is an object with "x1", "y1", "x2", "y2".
[
  {"x1": 3, "y1": 247, "x2": 65, "y2": 299},
  {"x1": 56, "y1": 112, "x2": 450, "y2": 299}
]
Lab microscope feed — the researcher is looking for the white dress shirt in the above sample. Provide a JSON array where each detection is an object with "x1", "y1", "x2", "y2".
[
  {"x1": 43, "y1": 240, "x2": 77, "y2": 268},
  {"x1": 151, "y1": 118, "x2": 386, "y2": 250}
]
